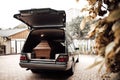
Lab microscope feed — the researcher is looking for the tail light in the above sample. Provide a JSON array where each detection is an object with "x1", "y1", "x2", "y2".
[
  {"x1": 20, "y1": 55, "x2": 27, "y2": 61},
  {"x1": 56, "y1": 55, "x2": 68, "y2": 62}
]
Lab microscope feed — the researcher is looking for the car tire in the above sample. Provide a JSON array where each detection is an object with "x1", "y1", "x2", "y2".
[
  {"x1": 67, "y1": 67, "x2": 74, "y2": 75},
  {"x1": 66, "y1": 63, "x2": 75, "y2": 75},
  {"x1": 76, "y1": 58, "x2": 79, "y2": 63}
]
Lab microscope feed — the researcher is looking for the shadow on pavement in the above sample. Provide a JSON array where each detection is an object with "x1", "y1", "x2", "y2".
[{"x1": 32, "y1": 70, "x2": 72, "y2": 80}]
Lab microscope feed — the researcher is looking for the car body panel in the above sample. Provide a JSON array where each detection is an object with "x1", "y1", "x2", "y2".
[{"x1": 19, "y1": 58, "x2": 73, "y2": 71}]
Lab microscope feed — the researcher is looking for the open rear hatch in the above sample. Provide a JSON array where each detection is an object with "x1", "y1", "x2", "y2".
[
  {"x1": 15, "y1": 8, "x2": 67, "y2": 64},
  {"x1": 14, "y1": 8, "x2": 66, "y2": 29}
]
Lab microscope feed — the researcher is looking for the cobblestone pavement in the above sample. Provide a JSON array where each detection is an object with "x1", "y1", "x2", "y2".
[
  {"x1": 0, "y1": 54, "x2": 119, "y2": 80},
  {"x1": 69, "y1": 55, "x2": 120, "y2": 80}
]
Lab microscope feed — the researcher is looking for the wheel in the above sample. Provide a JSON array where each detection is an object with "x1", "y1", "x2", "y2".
[
  {"x1": 67, "y1": 67, "x2": 74, "y2": 75},
  {"x1": 76, "y1": 58, "x2": 79, "y2": 63},
  {"x1": 66, "y1": 63, "x2": 75, "y2": 75}
]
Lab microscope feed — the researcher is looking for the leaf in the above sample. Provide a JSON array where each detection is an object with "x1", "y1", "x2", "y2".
[
  {"x1": 89, "y1": 12, "x2": 97, "y2": 19},
  {"x1": 98, "y1": 24, "x2": 108, "y2": 33},
  {"x1": 112, "y1": 20, "x2": 120, "y2": 32},
  {"x1": 80, "y1": 18, "x2": 86, "y2": 30},
  {"x1": 86, "y1": 21, "x2": 99, "y2": 38},
  {"x1": 106, "y1": 8, "x2": 120, "y2": 22},
  {"x1": 105, "y1": 41, "x2": 115, "y2": 56},
  {"x1": 114, "y1": 30, "x2": 120, "y2": 44},
  {"x1": 87, "y1": 30, "x2": 95, "y2": 38},
  {"x1": 98, "y1": 0, "x2": 102, "y2": 11},
  {"x1": 86, "y1": 16, "x2": 92, "y2": 22},
  {"x1": 76, "y1": 0, "x2": 80, "y2": 2},
  {"x1": 87, "y1": 0, "x2": 97, "y2": 5},
  {"x1": 98, "y1": 60, "x2": 105, "y2": 73},
  {"x1": 81, "y1": 8, "x2": 88, "y2": 12},
  {"x1": 115, "y1": 47, "x2": 120, "y2": 55},
  {"x1": 90, "y1": 23, "x2": 97, "y2": 31},
  {"x1": 98, "y1": 47, "x2": 106, "y2": 56}
]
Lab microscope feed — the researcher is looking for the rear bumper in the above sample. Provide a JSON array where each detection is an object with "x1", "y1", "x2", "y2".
[{"x1": 19, "y1": 62, "x2": 69, "y2": 71}]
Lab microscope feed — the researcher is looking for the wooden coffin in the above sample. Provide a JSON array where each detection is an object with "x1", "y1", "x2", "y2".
[{"x1": 33, "y1": 41, "x2": 51, "y2": 59}]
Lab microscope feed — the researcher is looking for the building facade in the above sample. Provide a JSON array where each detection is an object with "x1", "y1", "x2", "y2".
[{"x1": 0, "y1": 29, "x2": 29, "y2": 54}]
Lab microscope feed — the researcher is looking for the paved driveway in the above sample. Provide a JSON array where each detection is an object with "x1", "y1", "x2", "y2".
[{"x1": 0, "y1": 54, "x2": 119, "y2": 80}]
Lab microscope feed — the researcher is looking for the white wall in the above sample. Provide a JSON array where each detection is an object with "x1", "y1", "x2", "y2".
[
  {"x1": 11, "y1": 39, "x2": 25, "y2": 53},
  {"x1": 5, "y1": 40, "x2": 11, "y2": 54}
]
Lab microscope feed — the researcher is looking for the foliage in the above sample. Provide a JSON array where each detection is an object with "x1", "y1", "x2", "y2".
[
  {"x1": 76, "y1": 0, "x2": 120, "y2": 76},
  {"x1": 66, "y1": 16, "x2": 82, "y2": 34},
  {"x1": 66, "y1": 16, "x2": 92, "y2": 39}
]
